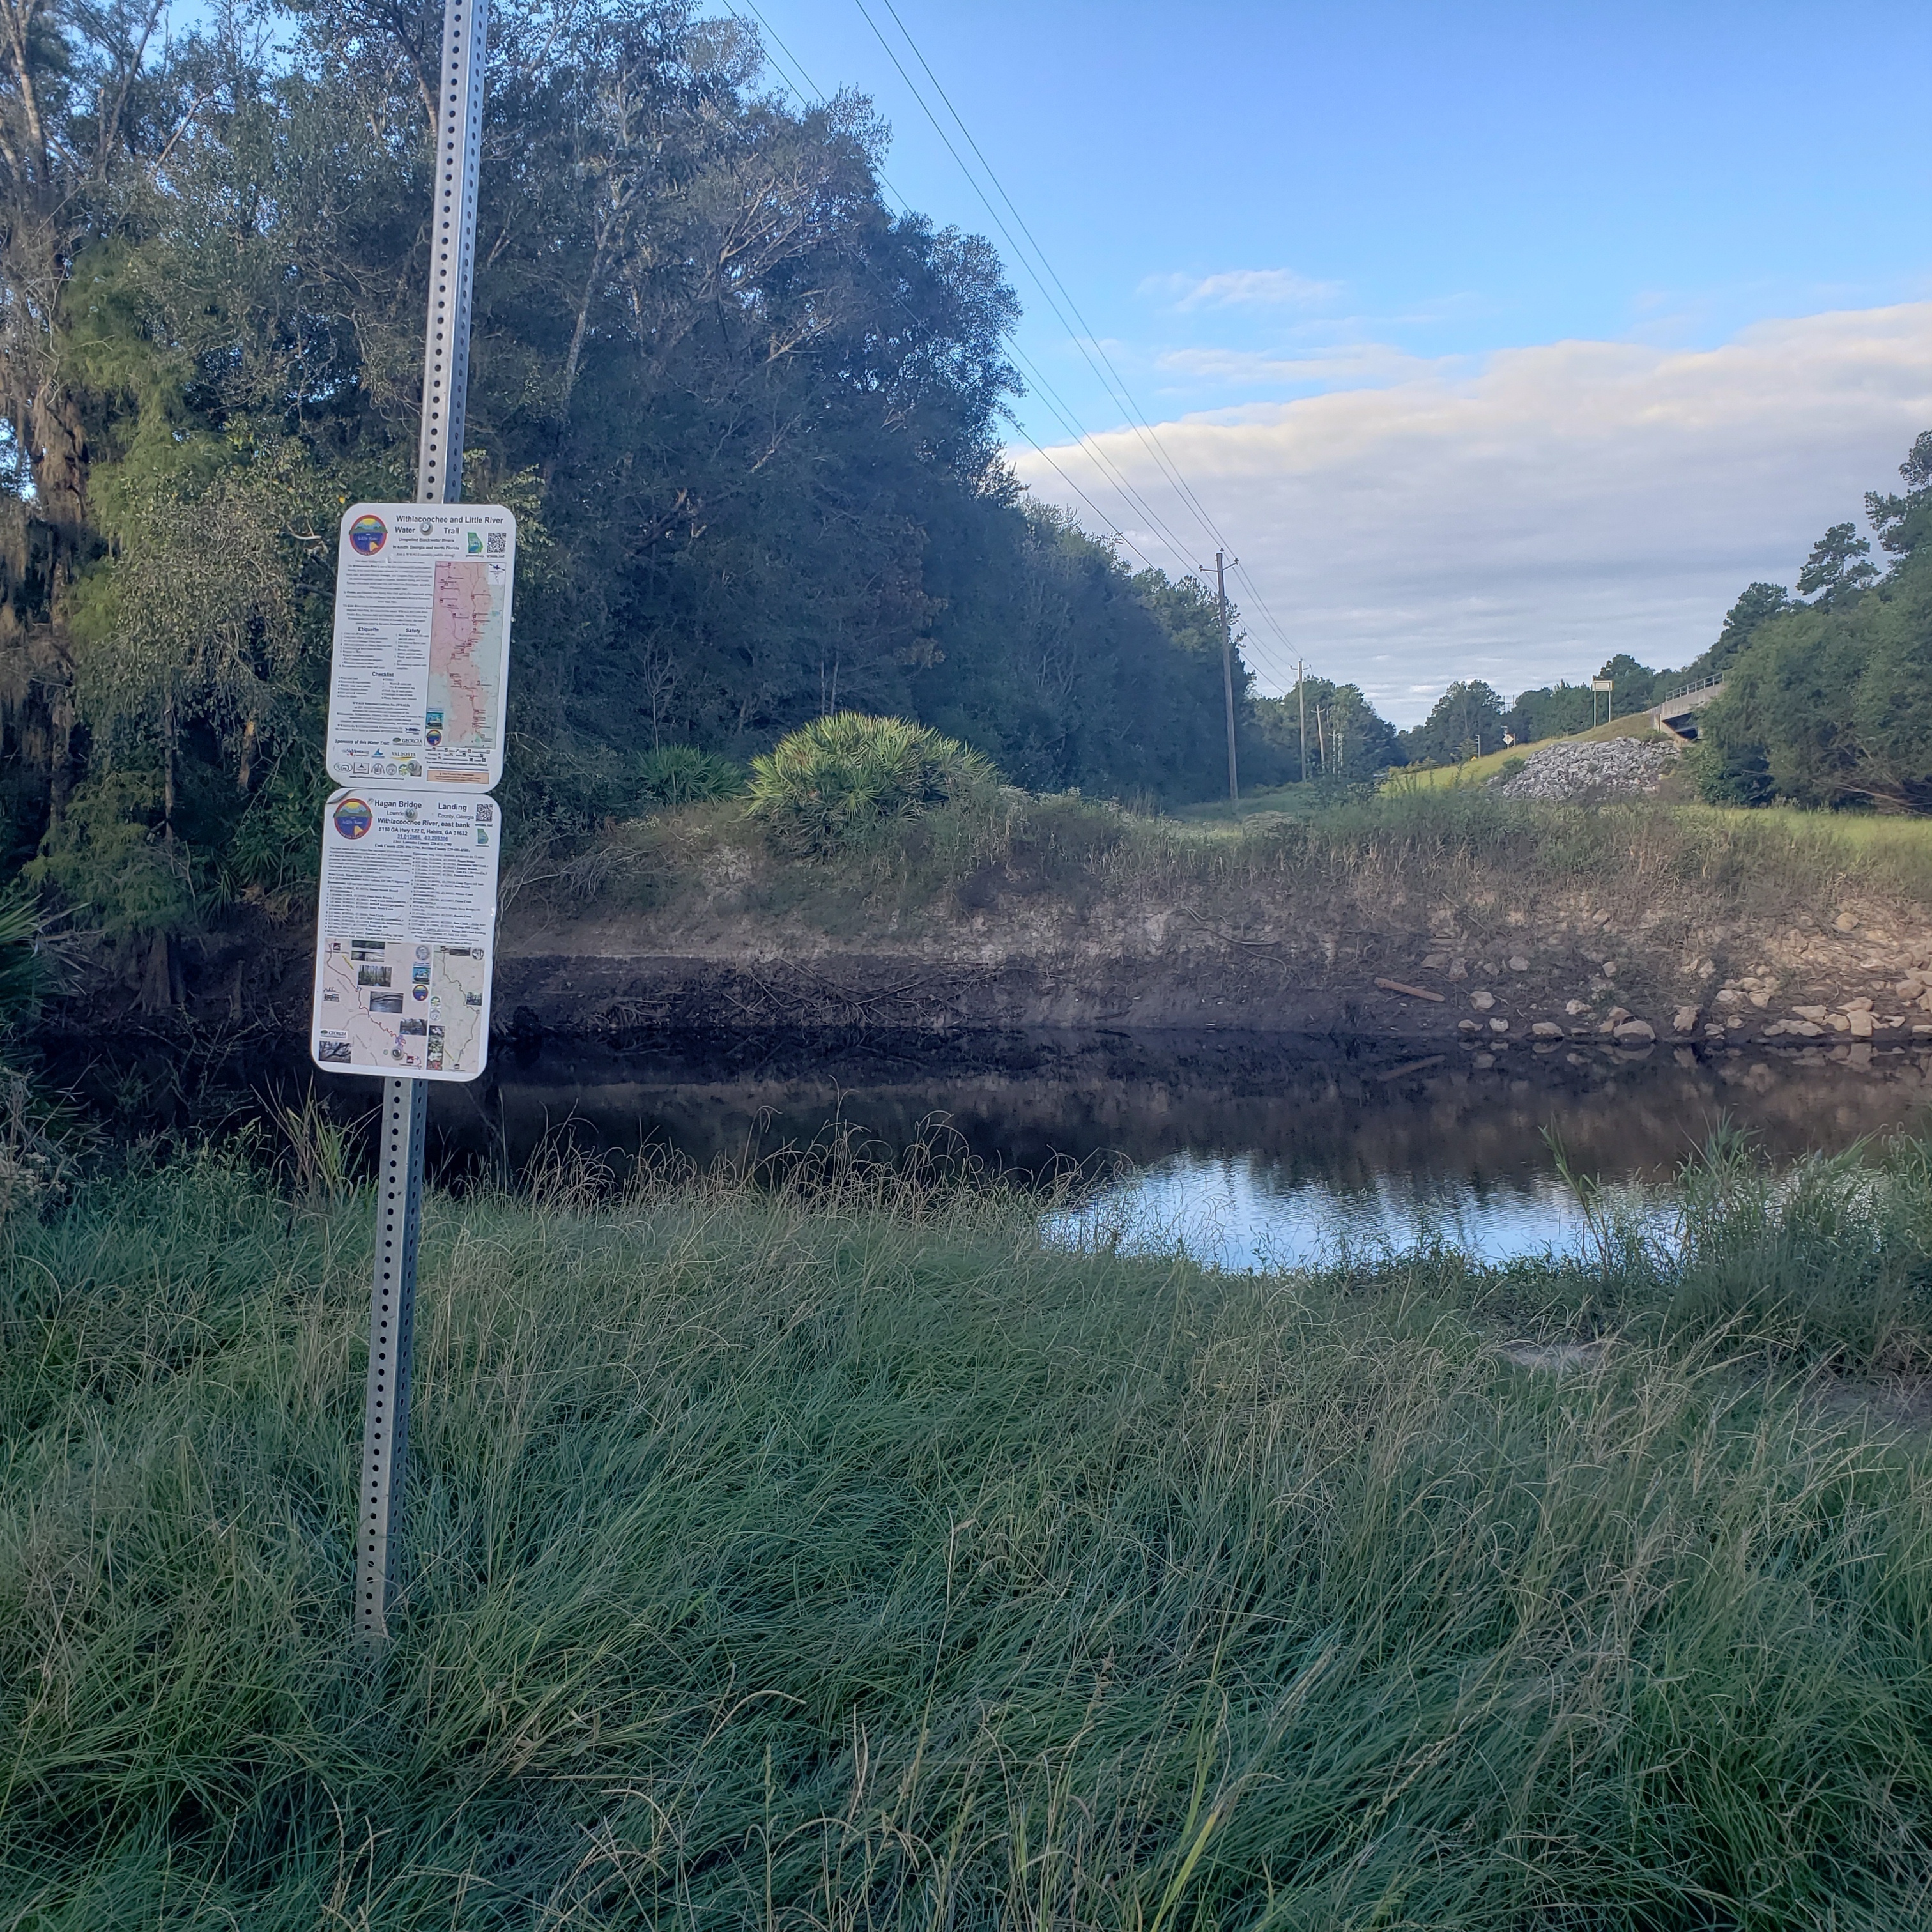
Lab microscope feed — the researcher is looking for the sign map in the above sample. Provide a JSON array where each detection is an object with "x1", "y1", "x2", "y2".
[
  {"x1": 325, "y1": 502, "x2": 516, "y2": 791},
  {"x1": 310, "y1": 788, "x2": 500, "y2": 1082}
]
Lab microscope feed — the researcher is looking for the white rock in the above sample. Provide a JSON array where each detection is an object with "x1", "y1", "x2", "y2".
[
  {"x1": 1508, "y1": 955, "x2": 1529, "y2": 972},
  {"x1": 1489, "y1": 1017, "x2": 1510, "y2": 1032},
  {"x1": 1672, "y1": 1006, "x2": 1701, "y2": 1033},
  {"x1": 1470, "y1": 990, "x2": 1496, "y2": 1011},
  {"x1": 1564, "y1": 999, "x2": 1590, "y2": 1016},
  {"x1": 1849, "y1": 1010, "x2": 1876, "y2": 1039},
  {"x1": 1532, "y1": 1021, "x2": 1565, "y2": 1038},
  {"x1": 1492, "y1": 738, "x2": 1682, "y2": 801},
  {"x1": 1613, "y1": 1018, "x2": 1656, "y2": 1043}
]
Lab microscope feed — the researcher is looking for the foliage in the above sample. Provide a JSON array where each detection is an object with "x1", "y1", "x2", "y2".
[
  {"x1": 1591, "y1": 650, "x2": 1664, "y2": 717},
  {"x1": 1250, "y1": 675, "x2": 1404, "y2": 781},
  {"x1": 632, "y1": 743, "x2": 746, "y2": 810},
  {"x1": 1502, "y1": 678, "x2": 1596, "y2": 743},
  {"x1": 1698, "y1": 434, "x2": 1932, "y2": 811},
  {"x1": 749, "y1": 711, "x2": 999, "y2": 857},
  {"x1": 1797, "y1": 521, "x2": 1878, "y2": 606},
  {"x1": 0, "y1": 883, "x2": 45, "y2": 1029},
  {"x1": 0, "y1": 0, "x2": 1259, "y2": 988},
  {"x1": 1398, "y1": 677, "x2": 1507, "y2": 765},
  {"x1": 1708, "y1": 580, "x2": 1793, "y2": 673},
  {"x1": 4, "y1": 1158, "x2": 1932, "y2": 1923}
]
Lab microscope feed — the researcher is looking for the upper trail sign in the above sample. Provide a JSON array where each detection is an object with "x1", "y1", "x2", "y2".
[{"x1": 326, "y1": 502, "x2": 517, "y2": 790}]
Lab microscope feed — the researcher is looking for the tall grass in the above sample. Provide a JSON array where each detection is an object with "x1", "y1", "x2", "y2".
[
  {"x1": 4, "y1": 1147, "x2": 1931, "y2": 1927},
  {"x1": 587, "y1": 783, "x2": 1932, "y2": 949}
]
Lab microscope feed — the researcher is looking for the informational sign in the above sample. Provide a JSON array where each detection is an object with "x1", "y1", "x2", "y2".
[
  {"x1": 310, "y1": 788, "x2": 500, "y2": 1080},
  {"x1": 325, "y1": 502, "x2": 517, "y2": 790}
]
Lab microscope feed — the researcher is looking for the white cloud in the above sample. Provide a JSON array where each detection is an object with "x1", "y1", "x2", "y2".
[
  {"x1": 1010, "y1": 304, "x2": 1932, "y2": 724},
  {"x1": 1143, "y1": 267, "x2": 1343, "y2": 311},
  {"x1": 1154, "y1": 342, "x2": 1441, "y2": 390}
]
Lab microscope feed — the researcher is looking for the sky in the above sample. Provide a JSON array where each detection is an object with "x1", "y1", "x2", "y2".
[{"x1": 734, "y1": 0, "x2": 1932, "y2": 721}]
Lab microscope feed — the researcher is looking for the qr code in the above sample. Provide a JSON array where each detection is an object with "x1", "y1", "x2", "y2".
[
  {"x1": 475, "y1": 801, "x2": 494, "y2": 822},
  {"x1": 486, "y1": 531, "x2": 507, "y2": 554}
]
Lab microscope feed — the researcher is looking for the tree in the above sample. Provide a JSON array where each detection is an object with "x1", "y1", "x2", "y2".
[
  {"x1": 1797, "y1": 523, "x2": 1878, "y2": 606},
  {"x1": 1708, "y1": 583, "x2": 1791, "y2": 674},
  {"x1": 1593, "y1": 653, "x2": 1663, "y2": 718},
  {"x1": 1399, "y1": 679, "x2": 1505, "y2": 766},
  {"x1": 1698, "y1": 431, "x2": 1932, "y2": 811},
  {"x1": 1503, "y1": 682, "x2": 1595, "y2": 744},
  {"x1": 0, "y1": 0, "x2": 1266, "y2": 984},
  {"x1": 1864, "y1": 431, "x2": 1932, "y2": 564}
]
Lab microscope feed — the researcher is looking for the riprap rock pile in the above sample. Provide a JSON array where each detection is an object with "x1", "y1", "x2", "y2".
[{"x1": 1494, "y1": 737, "x2": 1680, "y2": 802}]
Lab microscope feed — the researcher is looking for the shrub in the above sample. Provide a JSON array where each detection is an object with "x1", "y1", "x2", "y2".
[
  {"x1": 748, "y1": 712, "x2": 1000, "y2": 857},
  {"x1": 633, "y1": 744, "x2": 746, "y2": 810}
]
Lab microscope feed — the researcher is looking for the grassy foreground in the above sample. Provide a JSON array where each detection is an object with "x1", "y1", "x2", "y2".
[{"x1": 5, "y1": 1147, "x2": 1932, "y2": 1928}]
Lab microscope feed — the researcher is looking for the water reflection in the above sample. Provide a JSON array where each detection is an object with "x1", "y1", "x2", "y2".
[
  {"x1": 1047, "y1": 1154, "x2": 1616, "y2": 1271},
  {"x1": 454, "y1": 1031, "x2": 1932, "y2": 1270},
  {"x1": 80, "y1": 1025, "x2": 1926, "y2": 1269}
]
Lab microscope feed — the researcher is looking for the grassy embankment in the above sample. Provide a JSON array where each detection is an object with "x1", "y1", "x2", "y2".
[
  {"x1": 521, "y1": 781, "x2": 1932, "y2": 972},
  {"x1": 6, "y1": 1134, "x2": 1932, "y2": 1927},
  {"x1": 1386, "y1": 712, "x2": 1668, "y2": 793},
  {"x1": 1167, "y1": 717, "x2": 1664, "y2": 820}
]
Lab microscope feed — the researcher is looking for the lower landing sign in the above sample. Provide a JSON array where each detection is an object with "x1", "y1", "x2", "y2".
[{"x1": 310, "y1": 786, "x2": 500, "y2": 1080}]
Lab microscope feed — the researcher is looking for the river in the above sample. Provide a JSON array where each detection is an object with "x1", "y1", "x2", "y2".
[{"x1": 425, "y1": 1031, "x2": 1932, "y2": 1270}]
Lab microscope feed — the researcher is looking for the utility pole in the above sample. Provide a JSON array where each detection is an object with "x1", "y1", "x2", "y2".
[
  {"x1": 1296, "y1": 658, "x2": 1308, "y2": 784},
  {"x1": 1215, "y1": 549, "x2": 1239, "y2": 809},
  {"x1": 355, "y1": 0, "x2": 489, "y2": 1649}
]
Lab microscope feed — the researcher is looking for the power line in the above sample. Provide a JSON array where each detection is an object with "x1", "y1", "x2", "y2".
[
  {"x1": 858, "y1": 0, "x2": 1246, "y2": 562},
  {"x1": 725, "y1": 2, "x2": 1215, "y2": 581},
  {"x1": 847, "y1": 1, "x2": 1305, "y2": 687},
  {"x1": 728, "y1": 0, "x2": 1304, "y2": 689}
]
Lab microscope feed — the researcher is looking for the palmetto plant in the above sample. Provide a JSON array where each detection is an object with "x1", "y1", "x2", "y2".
[{"x1": 748, "y1": 712, "x2": 1000, "y2": 856}]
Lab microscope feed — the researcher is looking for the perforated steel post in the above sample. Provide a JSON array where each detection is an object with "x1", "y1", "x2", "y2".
[
  {"x1": 355, "y1": 0, "x2": 489, "y2": 1646},
  {"x1": 356, "y1": 1075, "x2": 429, "y2": 1641}
]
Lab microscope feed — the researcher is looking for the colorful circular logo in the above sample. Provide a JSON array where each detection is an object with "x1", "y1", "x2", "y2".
[
  {"x1": 333, "y1": 797, "x2": 373, "y2": 839},
  {"x1": 348, "y1": 513, "x2": 387, "y2": 555}
]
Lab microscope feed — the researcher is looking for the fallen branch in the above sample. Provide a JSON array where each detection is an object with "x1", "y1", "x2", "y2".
[{"x1": 1374, "y1": 977, "x2": 1444, "y2": 1002}]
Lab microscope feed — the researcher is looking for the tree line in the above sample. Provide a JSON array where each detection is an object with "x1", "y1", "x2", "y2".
[
  {"x1": 1391, "y1": 432, "x2": 1932, "y2": 802},
  {"x1": 0, "y1": 0, "x2": 1279, "y2": 985}
]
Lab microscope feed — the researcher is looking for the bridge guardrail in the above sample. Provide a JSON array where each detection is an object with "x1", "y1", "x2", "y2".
[{"x1": 1659, "y1": 674, "x2": 1724, "y2": 707}]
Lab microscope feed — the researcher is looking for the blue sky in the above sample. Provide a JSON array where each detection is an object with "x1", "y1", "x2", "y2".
[{"x1": 736, "y1": 0, "x2": 1932, "y2": 718}]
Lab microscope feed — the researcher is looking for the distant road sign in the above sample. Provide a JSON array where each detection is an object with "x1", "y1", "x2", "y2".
[
  {"x1": 311, "y1": 787, "x2": 499, "y2": 1081},
  {"x1": 1590, "y1": 677, "x2": 1614, "y2": 691},
  {"x1": 326, "y1": 503, "x2": 517, "y2": 790}
]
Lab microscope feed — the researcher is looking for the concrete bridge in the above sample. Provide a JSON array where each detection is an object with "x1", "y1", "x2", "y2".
[{"x1": 1650, "y1": 676, "x2": 1726, "y2": 740}]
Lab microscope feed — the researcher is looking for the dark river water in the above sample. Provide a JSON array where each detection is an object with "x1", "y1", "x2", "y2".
[
  {"x1": 70, "y1": 1027, "x2": 1931, "y2": 1269},
  {"x1": 406, "y1": 1031, "x2": 1932, "y2": 1270}
]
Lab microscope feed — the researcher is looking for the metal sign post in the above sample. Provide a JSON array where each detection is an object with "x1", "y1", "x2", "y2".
[{"x1": 353, "y1": 0, "x2": 489, "y2": 1648}]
